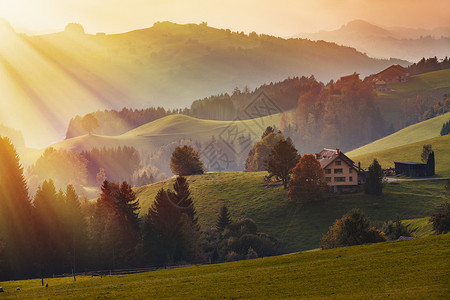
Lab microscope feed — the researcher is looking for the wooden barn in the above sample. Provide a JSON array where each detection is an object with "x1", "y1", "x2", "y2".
[{"x1": 394, "y1": 162, "x2": 427, "y2": 177}]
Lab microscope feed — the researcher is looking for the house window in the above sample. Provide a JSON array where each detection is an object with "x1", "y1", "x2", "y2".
[
  {"x1": 326, "y1": 177, "x2": 331, "y2": 182},
  {"x1": 334, "y1": 168, "x2": 343, "y2": 174},
  {"x1": 349, "y1": 168, "x2": 353, "y2": 173},
  {"x1": 334, "y1": 177, "x2": 346, "y2": 182},
  {"x1": 349, "y1": 176, "x2": 353, "y2": 182},
  {"x1": 335, "y1": 161, "x2": 341, "y2": 166},
  {"x1": 324, "y1": 169, "x2": 331, "y2": 174}
]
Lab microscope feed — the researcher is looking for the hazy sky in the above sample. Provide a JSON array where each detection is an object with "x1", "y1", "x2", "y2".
[{"x1": 1, "y1": 0, "x2": 449, "y2": 36}]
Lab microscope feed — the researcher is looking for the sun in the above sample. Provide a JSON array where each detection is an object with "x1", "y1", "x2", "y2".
[{"x1": 0, "y1": 0, "x2": 52, "y2": 34}]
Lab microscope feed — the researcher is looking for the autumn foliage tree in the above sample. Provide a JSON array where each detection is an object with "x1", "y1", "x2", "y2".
[
  {"x1": 266, "y1": 137, "x2": 300, "y2": 188},
  {"x1": 288, "y1": 154, "x2": 327, "y2": 203},
  {"x1": 170, "y1": 145, "x2": 204, "y2": 176},
  {"x1": 246, "y1": 128, "x2": 284, "y2": 172}
]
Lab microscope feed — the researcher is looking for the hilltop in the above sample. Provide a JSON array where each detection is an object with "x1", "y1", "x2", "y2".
[
  {"x1": 1, "y1": 234, "x2": 448, "y2": 298},
  {"x1": 133, "y1": 172, "x2": 447, "y2": 252},
  {"x1": 1, "y1": 21, "x2": 406, "y2": 147},
  {"x1": 295, "y1": 19, "x2": 450, "y2": 61}
]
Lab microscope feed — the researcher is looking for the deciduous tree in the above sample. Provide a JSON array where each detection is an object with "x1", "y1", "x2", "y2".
[
  {"x1": 170, "y1": 145, "x2": 204, "y2": 176},
  {"x1": 320, "y1": 209, "x2": 385, "y2": 249},
  {"x1": 81, "y1": 113, "x2": 99, "y2": 135},
  {"x1": 266, "y1": 137, "x2": 300, "y2": 189},
  {"x1": 288, "y1": 154, "x2": 327, "y2": 203}
]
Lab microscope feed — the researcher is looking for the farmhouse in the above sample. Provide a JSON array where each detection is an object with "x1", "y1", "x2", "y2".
[
  {"x1": 316, "y1": 148, "x2": 360, "y2": 193},
  {"x1": 370, "y1": 64, "x2": 409, "y2": 91},
  {"x1": 394, "y1": 162, "x2": 427, "y2": 177}
]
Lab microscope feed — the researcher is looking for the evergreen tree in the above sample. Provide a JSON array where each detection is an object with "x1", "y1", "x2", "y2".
[
  {"x1": 63, "y1": 184, "x2": 87, "y2": 276},
  {"x1": 441, "y1": 120, "x2": 450, "y2": 136},
  {"x1": 147, "y1": 188, "x2": 184, "y2": 265},
  {"x1": 0, "y1": 137, "x2": 35, "y2": 280},
  {"x1": 34, "y1": 179, "x2": 66, "y2": 275},
  {"x1": 266, "y1": 138, "x2": 300, "y2": 189},
  {"x1": 426, "y1": 151, "x2": 435, "y2": 176},
  {"x1": 95, "y1": 181, "x2": 140, "y2": 268},
  {"x1": 168, "y1": 176, "x2": 198, "y2": 227},
  {"x1": 216, "y1": 205, "x2": 232, "y2": 232},
  {"x1": 364, "y1": 159, "x2": 384, "y2": 195},
  {"x1": 288, "y1": 154, "x2": 327, "y2": 203}
]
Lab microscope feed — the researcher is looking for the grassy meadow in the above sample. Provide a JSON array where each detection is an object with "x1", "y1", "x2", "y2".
[
  {"x1": 346, "y1": 112, "x2": 450, "y2": 157},
  {"x1": 1, "y1": 234, "x2": 448, "y2": 299},
  {"x1": 349, "y1": 134, "x2": 450, "y2": 175},
  {"x1": 134, "y1": 172, "x2": 448, "y2": 252}
]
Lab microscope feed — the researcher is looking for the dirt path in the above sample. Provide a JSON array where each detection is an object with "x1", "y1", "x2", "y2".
[{"x1": 385, "y1": 177, "x2": 450, "y2": 182}]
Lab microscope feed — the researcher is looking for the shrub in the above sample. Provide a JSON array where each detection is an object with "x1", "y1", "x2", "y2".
[
  {"x1": 429, "y1": 201, "x2": 450, "y2": 234},
  {"x1": 321, "y1": 208, "x2": 386, "y2": 249}
]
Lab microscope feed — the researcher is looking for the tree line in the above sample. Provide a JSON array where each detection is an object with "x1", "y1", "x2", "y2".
[{"x1": 0, "y1": 137, "x2": 278, "y2": 281}]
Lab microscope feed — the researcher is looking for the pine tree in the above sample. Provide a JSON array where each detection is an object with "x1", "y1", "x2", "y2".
[
  {"x1": 0, "y1": 137, "x2": 34, "y2": 279},
  {"x1": 266, "y1": 138, "x2": 300, "y2": 189},
  {"x1": 147, "y1": 188, "x2": 184, "y2": 264},
  {"x1": 168, "y1": 176, "x2": 198, "y2": 227},
  {"x1": 364, "y1": 159, "x2": 384, "y2": 195},
  {"x1": 95, "y1": 181, "x2": 140, "y2": 268},
  {"x1": 216, "y1": 205, "x2": 232, "y2": 232},
  {"x1": 426, "y1": 151, "x2": 435, "y2": 176}
]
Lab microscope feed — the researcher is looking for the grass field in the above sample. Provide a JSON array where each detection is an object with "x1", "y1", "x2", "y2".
[
  {"x1": 403, "y1": 217, "x2": 435, "y2": 238},
  {"x1": 349, "y1": 134, "x2": 450, "y2": 175},
  {"x1": 376, "y1": 69, "x2": 450, "y2": 128},
  {"x1": 1, "y1": 234, "x2": 448, "y2": 299},
  {"x1": 133, "y1": 172, "x2": 448, "y2": 252},
  {"x1": 346, "y1": 112, "x2": 450, "y2": 157}
]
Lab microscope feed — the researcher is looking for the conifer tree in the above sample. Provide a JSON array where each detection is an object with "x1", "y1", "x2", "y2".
[
  {"x1": 168, "y1": 176, "x2": 198, "y2": 226},
  {"x1": 364, "y1": 159, "x2": 384, "y2": 195},
  {"x1": 0, "y1": 137, "x2": 34, "y2": 279},
  {"x1": 426, "y1": 151, "x2": 435, "y2": 176},
  {"x1": 216, "y1": 205, "x2": 232, "y2": 232}
]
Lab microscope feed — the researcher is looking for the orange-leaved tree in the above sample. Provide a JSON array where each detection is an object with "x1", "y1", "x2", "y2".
[{"x1": 288, "y1": 154, "x2": 327, "y2": 203}]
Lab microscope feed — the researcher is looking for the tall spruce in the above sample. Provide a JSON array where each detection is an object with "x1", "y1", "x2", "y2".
[
  {"x1": 364, "y1": 159, "x2": 384, "y2": 195},
  {"x1": 168, "y1": 176, "x2": 198, "y2": 227},
  {"x1": 216, "y1": 205, "x2": 232, "y2": 232},
  {"x1": 147, "y1": 188, "x2": 184, "y2": 265},
  {"x1": 0, "y1": 137, "x2": 34, "y2": 280},
  {"x1": 426, "y1": 151, "x2": 435, "y2": 176}
]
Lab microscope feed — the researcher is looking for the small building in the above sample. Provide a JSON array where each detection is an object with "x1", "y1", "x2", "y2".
[
  {"x1": 394, "y1": 162, "x2": 427, "y2": 177},
  {"x1": 336, "y1": 72, "x2": 360, "y2": 88},
  {"x1": 372, "y1": 64, "x2": 409, "y2": 83},
  {"x1": 316, "y1": 148, "x2": 359, "y2": 193}
]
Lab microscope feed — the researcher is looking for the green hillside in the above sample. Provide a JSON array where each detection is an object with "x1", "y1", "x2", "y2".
[
  {"x1": 133, "y1": 172, "x2": 447, "y2": 252},
  {"x1": 375, "y1": 69, "x2": 450, "y2": 128},
  {"x1": 403, "y1": 217, "x2": 435, "y2": 238},
  {"x1": 47, "y1": 113, "x2": 281, "y2": 154},
  {"x1": 347, "y1": 112, "x2": 450, "y2": 157},
  {"x1": 350, "y1": 134, "x2": 450, "y2": 175},
  {"x1": 1, "y1": 235, "x2": 448, "y2": 299}
]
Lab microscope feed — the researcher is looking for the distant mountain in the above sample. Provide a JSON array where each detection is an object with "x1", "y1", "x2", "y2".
[
  {"x1": 1, "y1": 21, "x2": 406, "y2": 147},
  {"x1": 294, "y1": 20, "x2": 450, "y2": 61}
]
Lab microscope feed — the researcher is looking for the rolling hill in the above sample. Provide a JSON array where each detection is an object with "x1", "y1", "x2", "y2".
[
  {"x1": 295, "y1": 19, "x2": 450, "y2": 61},
  {"x1": 1, "y1": 20, "x2": 403, "y2": 147},
  {"x1": 1, "y1": 234, "x2": 448, "y2": 298},
  {"x1": 349, "y1": 134, "x2": 450, "y2": 176},
  {"x1": 133, "y1": 172, "x2": 447, "y2": 252},
  {"x1": 346, "y1": 112, "x2": 450, "y2": 157}
]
